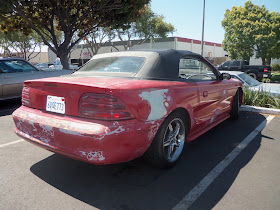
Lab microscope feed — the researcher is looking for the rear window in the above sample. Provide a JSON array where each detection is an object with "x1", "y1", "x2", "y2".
[{"x1": 77, "y1": 56, "x2": 145, "y2": 74}]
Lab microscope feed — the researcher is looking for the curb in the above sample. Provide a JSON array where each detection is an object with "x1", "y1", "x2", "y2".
[{"x1": 240, "y1": 105, "x2": 280, "y2": 115}]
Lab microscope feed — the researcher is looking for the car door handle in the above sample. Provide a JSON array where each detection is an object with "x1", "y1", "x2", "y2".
[{"x1": 203, "y1": 91, "x2": 208, "y2": 97}]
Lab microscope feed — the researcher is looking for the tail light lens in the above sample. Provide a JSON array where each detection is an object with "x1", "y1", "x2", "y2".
[
  {"x1": 22, "y1": 86, "x2": 31, "y2": 107},
  {"x1": 264, "y1": 68, "x2": 268, "y2": 73},
  {"x1": 78, "y1": 93, "x2": 135, "y2": 120}
]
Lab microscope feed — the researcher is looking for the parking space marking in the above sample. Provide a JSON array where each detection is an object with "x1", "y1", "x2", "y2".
[
  {"x1": 173, "y1": 115, "x2": 275, "y2": 210},
  {"x1": 0, "y1": 139, "x2": 24, "y2": 148}
]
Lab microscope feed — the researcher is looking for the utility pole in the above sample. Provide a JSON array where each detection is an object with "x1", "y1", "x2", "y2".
[{"x1": 201, "y1": 0, "x2": 205, "y2": 56}]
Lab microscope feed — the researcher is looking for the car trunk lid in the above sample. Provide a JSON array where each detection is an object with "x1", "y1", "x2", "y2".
[{"x1": 23, "y1": 76, "x2": 134, "y2": 117}]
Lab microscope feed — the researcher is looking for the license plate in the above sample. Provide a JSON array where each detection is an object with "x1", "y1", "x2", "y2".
[{"x1": 46, "y1": 95, "x2": 65, "y2": 114}]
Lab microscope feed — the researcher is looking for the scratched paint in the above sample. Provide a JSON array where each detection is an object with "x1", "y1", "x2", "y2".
[
  {"x1": 17, "y1": 111, "x2": 105, "y2": 135},
  {"x1": 139, "y1": 89, "x2": 169, "y2": 121},
  {"x1": 148, "y1": 123, "x2": 160, "y2": 141},
  {"x1": 15, "y1": 118, "x2": 33, "y2": 139},
  {"x1": 39, "y1": 137, "x2": 50, "y2": 144},
  {"x1": 28, "y1": 113, "x2": 37, "y2": 119},
  {"x1": 29, "y1": 121, "x2": 38, "y2": 132},
  {"x1": 95, "y1": 122, "x2": 125, "y2": 140},
  {"x1": 16, "y1": 118, "x2": 25, "y2": 131},
  {"x1": 223, "y1": 89, "x2": 227, "y2": 96},
  {"x1": 59, "y1": 128, "x2": 84, "y2": 137},
  {"x1": 39, "y1": 124, "x2": 54, "y2": 138},
  {"x1": 80, "y1": 151, "x2": 105, "y2": 161}
]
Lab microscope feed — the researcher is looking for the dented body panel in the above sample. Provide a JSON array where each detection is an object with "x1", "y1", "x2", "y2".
[{"x1": 12, "y1": 49, "x2": 243, "y2": 165}]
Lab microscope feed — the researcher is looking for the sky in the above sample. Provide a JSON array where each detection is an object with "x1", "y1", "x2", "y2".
[
  {"x1": 150, "y1": 0, "x2": 280, "y2": 44},
  {"x1": 19, "y1": 0, "x2": 280, "y2": 53}
]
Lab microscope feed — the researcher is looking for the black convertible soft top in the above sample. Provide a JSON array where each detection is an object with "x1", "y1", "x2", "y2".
[
  {"x1": 131, "y1": 49, "x2": 201, "y2": 79},
  {"x1": 74, "y1": 49, "x2": 215, "y2": 80}
]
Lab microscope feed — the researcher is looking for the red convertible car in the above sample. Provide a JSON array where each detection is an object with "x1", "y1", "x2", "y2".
[{"x1": 13, "y1": 49, "x2": 243, "y2": 167}]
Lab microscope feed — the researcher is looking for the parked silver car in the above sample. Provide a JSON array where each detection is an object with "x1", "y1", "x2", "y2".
[
  {"x1": 220, "y1": 71, "x2": 280, "y2": 97},
  {"x1": 0, "y1": 58, "x2": 74, "y2": 101}
]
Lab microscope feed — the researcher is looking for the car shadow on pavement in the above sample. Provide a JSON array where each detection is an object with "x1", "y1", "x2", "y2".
[
  {"x1": 0, "y1": 99, "x2": 21, "y2": 117},
  {"x1": 30, "y1": 112, "x2": 268, "y2": 210}
]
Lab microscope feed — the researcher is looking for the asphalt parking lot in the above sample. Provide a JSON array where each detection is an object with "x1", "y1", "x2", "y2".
[{"x1": 1, "y1": 100, "x2": 280, "y2": 210}]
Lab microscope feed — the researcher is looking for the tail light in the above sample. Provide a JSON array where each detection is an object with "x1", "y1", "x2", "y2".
[
  {"x1": 264, "y1": 68, "x2": 268, "y2": 73},
  {"x1": 78, "y1": 93, "x2": 135, "y2": 120},
  {"x1": 22, "y1": 86, "x2": 31, "y2": 107}
]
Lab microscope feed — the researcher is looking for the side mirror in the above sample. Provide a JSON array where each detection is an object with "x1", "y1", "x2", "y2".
[{"x1": 220, "y1": 73, "x2": 231, "y2": 80}]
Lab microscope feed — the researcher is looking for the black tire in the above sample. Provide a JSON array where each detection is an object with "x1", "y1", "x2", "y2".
[
  {"x1": 143, "y1": 111, "x2": 188, "y2": 168},
  {"x1": 230, "y1": 90, "x2": 240, "y2": 120},
  {"x1": 248, "y1": 72, "x2": 257, "y2": 80}
]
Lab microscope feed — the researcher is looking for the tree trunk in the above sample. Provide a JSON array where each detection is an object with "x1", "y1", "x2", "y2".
[
  {"x1": 59, "y1": 53, "x2": 70, "y2": 70},
  {"x1": 266, "y1": 58, "x2": 271, "y2": 66},
  {"x1": 261, "y1": 57, "x2": 266, "y2": 66}
]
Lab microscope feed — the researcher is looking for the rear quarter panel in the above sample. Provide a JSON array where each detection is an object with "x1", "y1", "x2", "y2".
[
  {"x1": 107, "y1": 80, "x2": 199, "y2": 137},
  {"x1": 107, "y1": 78, "x2": 242, "y2": 141}
]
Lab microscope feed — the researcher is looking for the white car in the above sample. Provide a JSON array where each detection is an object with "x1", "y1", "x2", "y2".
[
  {"x1": 220, "y1": 71, "x2": 280, "y2": 97},
  {"x1": 35, "y1": 63, "x2": 51, "y2": 70},
  {"x1": 49, "y1": 58, "x2": 78, "y2": 70}
]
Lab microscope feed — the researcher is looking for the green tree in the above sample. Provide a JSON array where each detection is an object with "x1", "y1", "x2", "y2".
[
  {"x1": 83, "y1": 27, "x2": 114, "y2": 56},
  {"x1": 0, "y1": 31, "x2": 13, "y2": 56},
  {"x1": 81, "y1": 5, "x2": 175, "y2": 57},
  {"x1": 0, "y1": 0, "x2": 149, "y2": 69},
  {"x1": 0, "y1": 30, "x2": 43, "y2": 60},
  {"x1": 114, "y1": 5, "x2": 175, "y2": 50},
  {"x1": 222, "y1": 1, "x2": 280, "y2": 65}
]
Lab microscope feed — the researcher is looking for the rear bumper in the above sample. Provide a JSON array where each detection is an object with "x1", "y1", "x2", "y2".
[{"x1": 13, "y1": 106, "x2": 161, "y2": 165}]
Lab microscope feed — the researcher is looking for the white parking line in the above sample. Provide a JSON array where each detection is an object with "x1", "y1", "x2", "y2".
[
  {"x1": 173, "y1": 115, "x2": 275, "y2": 210},
  {"x1": 0, "y1": 139, "x2": 24, "y2": 148}
]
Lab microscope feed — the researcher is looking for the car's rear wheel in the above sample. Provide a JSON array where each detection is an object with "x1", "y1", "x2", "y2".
[
  {"x1": 230, "y1": 90, "x2": 240, "y2": 120},
  {"x1": 144, "y1": 111, "x2": 188, "y2": 168},
  {"x1": 248, "y1": 72, "x2": 257, "y2": 80}
]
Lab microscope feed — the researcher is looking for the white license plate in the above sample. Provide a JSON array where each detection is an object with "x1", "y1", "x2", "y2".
[{"x1": 46, "y1": 95, "x2": 65, "y2": 114}]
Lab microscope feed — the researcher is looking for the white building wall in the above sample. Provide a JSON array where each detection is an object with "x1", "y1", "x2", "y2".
[
  {"x1": 214, "y1": 46, "x2": 227, "y2": 57},
  {"x1": 250, "y1": 52, "x2": 280, "y2": 65},
  {"x1": 272, "y1": 59, "x2": 280, "y2": 65},
  {"x1": 250, "y1": 58, "x2": 280, "y2": 65},
  {"x1": 131, "y1": 41, "x2": 175, "y2": 50},
  {"x1": 48, "y1": 49, "x2": 57, "y2": 64},
  {"x1": 131, "y1": 42, "x2": 151, "y2": 49},
  {"x1": 204, "y1": 44, "x2": 213, "y2": 57},
  {"x1": 176, "y1": 41, "x2": 227, "y2": 57},
  {"x1": 191, "y1": 43, "x2": 201, "y2": 55},
  {"x1": 27, "y1": 52, "x2": 49, "y2": 63},
  {"x1": 47, "y1": 37, "x2": 228, "y2": 64},
  {"x1": 176, "y1": 42, "x2": 192, "y2": 51}
]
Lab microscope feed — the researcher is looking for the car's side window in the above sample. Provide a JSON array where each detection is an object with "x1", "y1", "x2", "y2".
[
  {"x1": 223, "y1": 61, "x2": 230, "y2": 67},
  {"x1": 179, "y1": 57, "x2": 217, "y2": 81},
  {"x1": 0, "y1": 61, "x2": 15, "y2": 73},
  {"x1": 230, "y1": 61, "x2": 240, "y2": 67},
  {"x1": 0, "y1": 60, "x2": 37, "y2": 73}
]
